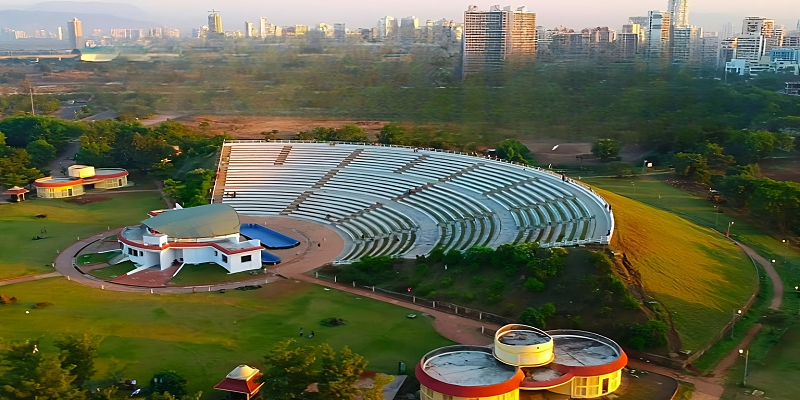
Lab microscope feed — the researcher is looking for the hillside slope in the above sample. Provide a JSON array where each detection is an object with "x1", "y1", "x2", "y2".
[{"x1": 600, "y1": 188, "x2": 758, "y2": 351}]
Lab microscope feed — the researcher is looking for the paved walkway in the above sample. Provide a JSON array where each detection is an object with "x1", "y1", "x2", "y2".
[
  {"x1": 0, "y1": 272, "x2": 60, "y2": 286},
  {"x1": 733, "y1": 240, "x2": 782, "y2": 310}
]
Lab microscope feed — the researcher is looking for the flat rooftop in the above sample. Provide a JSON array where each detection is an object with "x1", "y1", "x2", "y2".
[
  {"x1": 422, "y1": 349, "x2": 517, "y2": 387},
  {"x1": 524, "y1": 366, "x2": 565, "y2": 382},
  {"x1": 551, "y1": 334, "x2": 620, "y2": 367},
  {"x1": 498, "y1": 329, "x2": 550, "y2": 346}
]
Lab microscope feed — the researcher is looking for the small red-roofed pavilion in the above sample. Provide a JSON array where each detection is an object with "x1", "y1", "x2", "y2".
[
  {"x1": 3, "y1": 186, "x2": 29, "y2": 202},
  {"x1": 213, "y1": 365, "x2": 264, "y2": 400}
]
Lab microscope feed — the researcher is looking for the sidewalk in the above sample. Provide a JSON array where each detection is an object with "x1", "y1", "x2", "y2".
[{"x1": 0, "y1": 272, "x2": 60, "y2": 286}]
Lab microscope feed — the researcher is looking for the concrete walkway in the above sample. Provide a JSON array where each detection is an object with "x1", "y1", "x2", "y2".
[{"x1": 734, "y1": 240, "x2": 782, "y2": 310}]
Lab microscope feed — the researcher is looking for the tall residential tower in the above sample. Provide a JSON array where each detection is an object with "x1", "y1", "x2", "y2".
[
  {"x1": 67, "y1": 17, "x2": 84, "y2": 49},
  {"x1": 462, "y1": 5, "x2": 537, "y2": 77}
]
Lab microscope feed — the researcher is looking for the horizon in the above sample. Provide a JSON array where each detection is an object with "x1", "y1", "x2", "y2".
[{"x1": 0, "y1": 0, "x2": 797, "y2": 36}]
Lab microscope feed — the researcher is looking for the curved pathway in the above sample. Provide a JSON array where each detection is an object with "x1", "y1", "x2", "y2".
[{"x1": 733, "y1": 240, "x2": 782, "y2": 310}]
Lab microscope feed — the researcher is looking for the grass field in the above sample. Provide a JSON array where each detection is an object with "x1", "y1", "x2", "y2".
[
  {"x1": 169, "y1": 263, "x2": 258, "y2": 286},
  {"x1": 593, "y1": 187, "x2": 757, "y2": 351},
  {"x1": 0, "y1": 278, "x2": 453, "y2": 396},
  {"x1": 77, "y1": 251, "x2": 121, "y2": 265},
  {"x1": 89, "y1": 261, "x2": 137, "y2": 280},
  {"x1": 0, "y1": 192, "x2": 165, "y2": 280}
]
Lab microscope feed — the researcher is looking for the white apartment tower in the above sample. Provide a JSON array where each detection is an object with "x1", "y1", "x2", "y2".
[
  {"x1": 259, "y1": 18, "x2": 268, "y2": 38},
  {"x1": 244, "y1": 22, "x2": 254, "y2": 38},
  {"x1": 67, "y1": 17, "x2": 84, "y2": 49},
  {"x1": 668, "y1": 0, "x2": 689, "y2": 28},
  {"x1": 400, "y1": 16, "x2": 419, "y2": 41},
  {"x1": 462, "y1": 5, "x2": 537, "y2": 77}
]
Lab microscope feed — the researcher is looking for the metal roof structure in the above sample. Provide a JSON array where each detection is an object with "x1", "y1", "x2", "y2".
[{"x1": 143, "y1": 203, "x2": 240, "y2": 239}]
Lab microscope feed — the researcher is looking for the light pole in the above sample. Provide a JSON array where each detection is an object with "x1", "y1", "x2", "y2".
[
  {"x1": 631, "y1": 182, "x2": 636, "y2": 196},
  {"x1": 739, "y1": 349, "x2": 749, "y2": 387},
  {"x1": 642, "y1": 159, "x2": 648, "y2": 174},
  {"x1": 714, "y1": 205, "x2": 719, "y2": 227},
  {"x1": 731, "y1": 309, "x2": 741, "y2": 339},
  {"x1": 783, "y1": 239, "x2": 789, "y2": 264},
  {"x1": 793, "y1": 285, "x2": 800, "y2": 315},
  {"x1": 726, "y1": 221, "x2": 735, "y2": 238}
]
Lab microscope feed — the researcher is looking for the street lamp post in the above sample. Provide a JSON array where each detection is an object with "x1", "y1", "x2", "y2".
[
  {"x1": 784, "y1": 239, "x2": 789, "y2": 264},
  {"x1": 739, "y1": 349, "x2": 749, "y2": 387},
  {"x1": 796, "y1": 286, "x2": 799, "y2": 316},
  {"x1": 714, "y1": 206, "x2": 719, "y2": 227},
  {"x1": 731, "y1": 309, "x2": 741, "y2": 339},
  {"x1": 726, "y1": 221, "x2": 735, "y2": 238},
  {"x1": 631, "y1": 182, "x2": 636, "y2": 196}
]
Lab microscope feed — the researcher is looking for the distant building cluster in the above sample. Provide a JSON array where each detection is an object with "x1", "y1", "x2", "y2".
[{"x1": 0, "y1": 2, "x2": 797, "y2": 78}]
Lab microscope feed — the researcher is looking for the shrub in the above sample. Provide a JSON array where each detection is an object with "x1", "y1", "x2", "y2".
[
  {"x1": 570, "y1": 316, "x2": 583, "y2": 329},
  {"x1": 485, "y1": 294, "x2": 503, "y2": 304},
  {"x1": 428, "y1": 247, "x2": 445, "y2": 263},
  {"x1": 629, "y1": 320, "x2": 669, "y2": 349},
  {"x1": 471, "y1": 276, "x2": 484, "y2": 286},
  {"x1": 539, "y1": 302, "x2": 556, "y2": 318},
  {"x1": 440, "y1": 277, "x2": 454, "y2": 288},
  {"x1": 622, "y1": 294, "x2": 640, "y2": 310},
  {"x1": 0, "y1": 294, "x2": 18, "y2": 305},
  {"x1": 443, "y1": 249, "x2": 463, "y2": 266},
  {"x1": 520, "y1": 303, "x2": 557, "y2": 328},
  {"x1": 415, "y1": 263, "x2": 430, "y2": 276},
  {"x1": 463, "y1": 292, "x2": 476, "y2": 302},
  {"x1": 605, "y1": 274, "x2": 627, "y2": 295},
  {"x1": 590, "y1": 251, "x2": 615, "y2": 273},
  {"x1": 524, "y1": 277, "x2": 545, "y2": 293},
  {"x1": 427, "y1": 291, "x2": 437, "y2": 298},
  {"x1": 491, "y1": 279, "x2": 505, "y2": 291},
  {"x1": 464, "y1": 246, "x2": 495, "y2": 265},
  {"x1": 600, "y1": 306, "x2": 614, "y2": 317},
  {"x1": 468, "y1": 263, "x2": 481, "y2": 271},
  {"x1": 629, "y1": 337, "x2": 646, "y2": 351},
  {"x1": 444, "y1": 290, "x2": 460, "y2": 299}
]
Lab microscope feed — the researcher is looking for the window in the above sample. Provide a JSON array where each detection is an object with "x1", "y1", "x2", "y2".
[
  {"x1": 221, "y1": 254, "x2": 228, "y2": 263},
  {"x1": 602, "y1": 378, "x2": 609, "y2": 393},
  {"x1": 242, "y1": 255, "x2": 252, "y2": 262},
  {"x1": 214, "y1": 250, "x2": 218, "y2": 256}
]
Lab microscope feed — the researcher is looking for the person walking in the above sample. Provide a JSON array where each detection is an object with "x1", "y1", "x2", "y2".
[{"x1": 299, "y1": 327, "x2": 304, "y2": 337}]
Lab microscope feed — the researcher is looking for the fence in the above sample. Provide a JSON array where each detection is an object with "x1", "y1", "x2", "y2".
[{"x1": 312, "y1": 271, "x2": 515, "y2": 326}]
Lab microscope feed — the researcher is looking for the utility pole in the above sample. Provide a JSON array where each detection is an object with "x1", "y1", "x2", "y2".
[{"x1": 739, "y1": 349, "x2": 749, "y2": 386}]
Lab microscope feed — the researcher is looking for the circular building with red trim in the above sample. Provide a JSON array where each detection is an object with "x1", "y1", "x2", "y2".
[
  {"x1": 34, "y1": 165, "x2": 128, "y2": 198},
  {"x1": 416, "y1": 324, "x2": 627, "y2": 399}
]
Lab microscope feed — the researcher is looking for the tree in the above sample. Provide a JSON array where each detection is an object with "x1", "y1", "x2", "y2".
[
  {"x1": 377, "y1": 123, "x2": 406, "y2": 144},
  {"x1": 591, "y1": 139, "x2": 621, "y2": 161},
  {"x1": 26, "y1": 139, "x2": 57, "y2": 167},
  {"x1": 148, "y1": 371, "x2": 188, "y2": 399},
  {"x1": 496, "y1": 139, "x2": 533, "y2": 164},
  {"x1": 54, "y1": 334, "x2": 100, "y2": 388},
  {"x1": 317, "y1": 345, "x2": 367, "y2": 400},
  {"x1": 262, "y1": 340, "x2": 319, "y2": 400},
  {"x1": 672, "y1": 153, "x2": 711, "y2": 183},
  {"x1": 0, "y1": 148, "x2": 44, "y2": 188},
  {"x1": 700, "y1": 142, "x2": 735, "y2": 170},
  {"x1": 464, "y1": 246, "x2": 494, "y2": 266},
  {"x1": 605, "y1": 162, "x2": 636, "y2": 177},
  {"x1": 0, "y1": 341, "x2": 85, "y2": 400}
]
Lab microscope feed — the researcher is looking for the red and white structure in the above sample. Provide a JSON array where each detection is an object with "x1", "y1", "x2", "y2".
[
  {"x1": 213, "y1": 365, "x2": 264, "y2": 400},
  {"x1": 118, "y1": 203, "x2": 264, "y2": 273},
  {"x1": 34, "y1": 165, "x2": 128, "y2": 198},
  {"x1": 416, "y1": 324, "x2": 627, "y2": 399}
]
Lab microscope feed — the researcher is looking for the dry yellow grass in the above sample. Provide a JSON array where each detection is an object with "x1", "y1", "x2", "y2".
[{"x1": 599, "y1": 188, "x2": 757, "y2": 350}]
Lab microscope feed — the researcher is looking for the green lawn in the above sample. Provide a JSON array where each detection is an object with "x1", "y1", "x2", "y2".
[
  {"x1": 77, "y1": 251, "x2": 121, "y2": 265},
  {"x1": 169, "y1": 263, "x2": 259, "y2": 286},
  {"x1": 0, "y1": 192, "x2": 165, "y2": 280},
  {"x1": 590, "y1": 187, "x2": 757, "y2": 352},
  {"x1": 89, "y1": 261, "x2": 137, "y2": 280},
  {"x1": 0, "y1": 278, "x2": 453, "y2": 396}
]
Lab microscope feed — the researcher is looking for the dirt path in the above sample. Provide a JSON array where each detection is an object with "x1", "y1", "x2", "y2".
[
  {"x1": 733, "y1": 240, "x2": 783, "y2": 310},
  {"x1": 0, "y1": 272, "x2": 60, "y2": 286}
]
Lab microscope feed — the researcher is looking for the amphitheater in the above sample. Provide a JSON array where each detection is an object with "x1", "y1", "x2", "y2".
[{"x1": 212, "y1": 141, "x2": 614, "y2": 263}]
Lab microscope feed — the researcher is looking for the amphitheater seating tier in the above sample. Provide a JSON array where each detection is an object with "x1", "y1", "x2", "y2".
[{"x1": 216, "y1": 142, "x2": 614, "y2": 263}]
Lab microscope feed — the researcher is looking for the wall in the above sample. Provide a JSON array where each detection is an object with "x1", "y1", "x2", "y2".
[
  {"x1": 95, "y1": 176, "x2": 128, "y2": 189},
  {"x1": 420, "y1": 385, "x2": 518, "y2": 400},
  {"x1": 228, "y1": 250, "x2": 261, "y2": 273},
  {"x1": 36, "y1": 184, "x2": 84, "y2": 198}
]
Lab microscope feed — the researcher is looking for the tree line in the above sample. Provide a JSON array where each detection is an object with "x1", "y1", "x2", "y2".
[{"x1": 0, "y1": 335, "x2": 388, "y2": 400}]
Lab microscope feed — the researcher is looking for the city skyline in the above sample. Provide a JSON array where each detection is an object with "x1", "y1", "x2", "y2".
[{"x1": 0, "y1": 0, "x2": 797, "y2": 35}]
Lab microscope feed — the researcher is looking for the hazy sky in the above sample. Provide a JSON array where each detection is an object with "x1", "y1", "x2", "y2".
[{"x1": 1, "y1": 0, "x2": 798, "y2": 33}]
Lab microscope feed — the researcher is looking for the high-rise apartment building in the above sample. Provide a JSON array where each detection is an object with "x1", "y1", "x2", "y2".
[
  {"x1": 244, "y1": 22, "x2": 254, "y2": 38},
  {"x1": 617, "y1": 33, "x2": 640, "y2": 59},
  {"x1": 67, "y1": 17, "x2": 84, "y2": 49},
  {"x1": 208, "y1": 12, "x2": 223, "y2": 34},
  {"x1": 334, "y1": 23, "x2": 346, "y2": 41},
  {"x1": 377, "y1": 16, "x2": 398, "y2": 39},
  {"x1": 668, "y1": 0, "x2": 689, "y2": 28},
  {"x1": 400, "y1": 16, "x2": 419, "y2": 42},
  {"x1": 57, "y1": 27, "x2": 63, "y2": 41},
  {"x1": 645, "y1": 11, "x2": 670, "y2": 61},
  {"x1": 698, "y1": 32, "x2": 720, "y2": 66},
  {"x1": 462, "y1": 5, "x2": 536, "y2": 77},
  {"x1": 259, "y1": 18, "x2": 268, "y2": 38}
]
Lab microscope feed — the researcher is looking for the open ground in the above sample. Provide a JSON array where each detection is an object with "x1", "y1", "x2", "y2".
[{"x1": 172, "y1": 115, "x2": 388, "y2": 140}]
